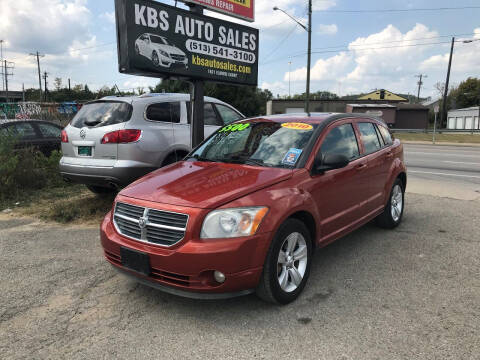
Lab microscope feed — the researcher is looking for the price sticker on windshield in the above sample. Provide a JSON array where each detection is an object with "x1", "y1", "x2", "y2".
[
  {"x1": 219, "y1": 123, "x2": 251, "y2": 133},
  {"x1": 282, "y1": 122, "x2": 313, "y2": 131}
]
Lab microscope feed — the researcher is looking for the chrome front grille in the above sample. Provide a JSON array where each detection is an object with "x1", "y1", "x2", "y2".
[
  {"x1": 171, "y1": 54, "x2": 185, "y2": 61},
  {"x1": 113, "y1": 202, "x2": 188, "y2": 246}
]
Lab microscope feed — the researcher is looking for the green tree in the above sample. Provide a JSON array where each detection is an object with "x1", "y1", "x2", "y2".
[{"x1": 448, "y1": 77, "x2": 480, "y2": 109}]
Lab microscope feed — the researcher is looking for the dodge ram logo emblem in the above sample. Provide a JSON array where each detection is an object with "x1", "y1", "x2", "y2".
[
  {"x1": 138, "y1": 217, "x2": 147, "y2": 229},
  {"x1": 80, "y1": 129, "x2": 86, "y2": 139}
]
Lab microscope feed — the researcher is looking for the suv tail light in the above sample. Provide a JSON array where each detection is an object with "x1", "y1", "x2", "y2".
[
  {"x1": 61, "y1": 130, "x2": 69, "y2": 143},
  {"x1": 101, "y1": 129, "x2": 142, "y2": 144}
]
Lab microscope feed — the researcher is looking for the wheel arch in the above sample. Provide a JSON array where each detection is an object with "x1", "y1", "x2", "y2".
[
  {"x1": 286, "y1": 210, "x2": 317, "y2": 250},
  {"x1": 397, "y1": 171, "x2": 407, "y2": 191}
]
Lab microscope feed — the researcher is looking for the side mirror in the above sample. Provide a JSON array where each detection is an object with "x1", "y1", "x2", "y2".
[{"x1": 313, "y1": 153, "x2": 349, "y2": 174}]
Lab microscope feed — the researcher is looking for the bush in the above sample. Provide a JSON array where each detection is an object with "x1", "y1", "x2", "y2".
[{"x1": 0, "y1": 134, "x2": 66, "y2": 202}]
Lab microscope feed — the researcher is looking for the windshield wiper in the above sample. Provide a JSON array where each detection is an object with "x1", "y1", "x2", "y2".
[
  {"x1": 224, "y1": 155, "x2": 268, "y2": 167},
  {"x1": 244, "y1": 158, "x2": 268, "y2": 167},
  {"x1": 185, "y1": 154, "x2": 215, "y2": 162}
]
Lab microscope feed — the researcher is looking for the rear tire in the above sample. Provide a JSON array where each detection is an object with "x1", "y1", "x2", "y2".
[
  {"x1": 86, "y1": 185, "x2": 116, "y2": 195},
  {"x1": 375, "y1": 178, "x2": 404, "y2": 229},
  {"x1": 256, "y1": 218, "x2": 312, "y2": 304}
]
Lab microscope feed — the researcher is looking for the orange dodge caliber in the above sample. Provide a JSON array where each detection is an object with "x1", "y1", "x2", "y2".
[{"x1": 101, "y1": 113, "x2": 406, "y2": 304}]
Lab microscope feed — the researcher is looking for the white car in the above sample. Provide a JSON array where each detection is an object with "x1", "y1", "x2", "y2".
[{"x1": 135, "y1": 33, "x2": 188, "y2": 68}]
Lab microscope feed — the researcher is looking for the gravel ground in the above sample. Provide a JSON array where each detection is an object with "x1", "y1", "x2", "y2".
[{"x1": 0, "y1": 193, "x2": 479, "y2": 359}]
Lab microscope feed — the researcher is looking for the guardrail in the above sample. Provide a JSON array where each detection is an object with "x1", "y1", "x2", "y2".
[{"x1": 391, "y1": 128, "x2": 480, "y2": 134}]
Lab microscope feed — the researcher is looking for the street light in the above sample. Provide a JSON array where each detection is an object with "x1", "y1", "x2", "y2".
[{"x1": 274, "y1": 1, "x2": 312, "y2": 113}]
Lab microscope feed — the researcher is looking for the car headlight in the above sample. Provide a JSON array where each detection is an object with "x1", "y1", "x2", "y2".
[
  {"x1": 200, "y1": 207, "x2": 269, "y2": 239},
  {"x1": 160, "y1": 50, "x2": 169, "y2": 57}
]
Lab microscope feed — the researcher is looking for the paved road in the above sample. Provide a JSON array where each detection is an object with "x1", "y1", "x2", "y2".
[
  {"x1": 1, "y1": 192, "x2": 479, "y2": 359},
  {"x1": 404, "y1": 144, "x2": 480, "y2": 200}
]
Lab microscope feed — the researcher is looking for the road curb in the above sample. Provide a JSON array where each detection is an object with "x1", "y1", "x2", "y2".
[{"x1": 401, "y1": 140, "x2": 480, "y2": 147}]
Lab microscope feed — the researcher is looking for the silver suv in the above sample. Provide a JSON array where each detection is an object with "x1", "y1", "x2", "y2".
[{"x1": 59, "y1": 93, "x2": 244, "y2": 193}]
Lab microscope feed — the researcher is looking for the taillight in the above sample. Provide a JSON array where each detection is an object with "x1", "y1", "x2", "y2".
[
  {"x1": 101, "y1": 129, "x2": 141, "y2": 144},
  {"x1": 61, "y1": 130, "x2": 69, "y2": 143}
]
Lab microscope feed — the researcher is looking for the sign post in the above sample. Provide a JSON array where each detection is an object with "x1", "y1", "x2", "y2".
[
  {"x1": 433, "y1": 105, "x2": 439, "y2": 144},
  {"x1": 115, "y1": 0, "x2": 258, "y2": 146}
]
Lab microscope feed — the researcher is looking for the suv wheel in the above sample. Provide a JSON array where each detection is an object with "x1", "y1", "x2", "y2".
[
  {"x1": 256, "y1": 218, "x2": 312, "y2": 304},
  {"x1": 376, "y1": 178, "x2": 404, "y2": 229},
  {"x1": 86, "y1": 185, "x2": 117, "y2": 195}
]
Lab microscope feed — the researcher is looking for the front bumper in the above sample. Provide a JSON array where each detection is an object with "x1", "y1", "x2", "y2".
[{"x1": 100, "y1": 211, "x2": 272, "y2": 297}]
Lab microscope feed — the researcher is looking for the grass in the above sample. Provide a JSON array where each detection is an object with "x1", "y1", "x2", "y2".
[
  {"x1": 3, "y1": 185, "x2": 116, "y2": 225},
  {"x1": 394, "y1": 132, "x2": 480, "y2": 144}
]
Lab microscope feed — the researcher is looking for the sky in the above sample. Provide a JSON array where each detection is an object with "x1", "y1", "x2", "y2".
[{"x1": 1, "y1": 0, "x2": 480, "y2": 99}]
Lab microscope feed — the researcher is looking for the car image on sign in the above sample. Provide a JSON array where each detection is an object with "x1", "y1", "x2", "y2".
[{"x1": 135, "y1": 33, "x2": 188, "y2": 68}]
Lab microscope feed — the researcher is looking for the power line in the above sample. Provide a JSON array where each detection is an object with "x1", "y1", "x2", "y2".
[
  {"x1": 322, "y1": 6, "x2": 480, "y2": 13},
  {"x1": 261, "y1": 24, "x2": 299, "y2": 63}
]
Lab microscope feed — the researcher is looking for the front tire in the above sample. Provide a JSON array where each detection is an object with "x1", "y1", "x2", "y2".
[
  {"x1": 152, "y1": 51, "x2": 159, "y2": 66},
  {"x1": 375, "y1": 178, "x2": 404, "y2": 229},
  {"x1": 86, "y1": 185, "x2": 116, "y2": 195},
  {"x1": 256, "y1": 218, "x2": 312, "y2": 304}
]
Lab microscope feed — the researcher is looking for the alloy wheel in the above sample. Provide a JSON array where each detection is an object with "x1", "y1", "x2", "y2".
[
  {"x1": 390, "y1": 184, "x2": 403, "y2": 222},
  {"x1": 277, "y1": 232, "x2": 308, "y2": 293}
]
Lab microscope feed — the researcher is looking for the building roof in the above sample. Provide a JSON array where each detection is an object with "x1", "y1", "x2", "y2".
[
  {"x1": 357, "y1": 89, "x2": 407, "y2": 101},
  {"x1": 347, "y1": 103, "x2": 396, "y2": 108},
  {"x1": 448, "y1": 106, "x2": 479, "y2": 112},
  {"x1": 396, "y1": 103, "x2": 429, "y2": 110}
]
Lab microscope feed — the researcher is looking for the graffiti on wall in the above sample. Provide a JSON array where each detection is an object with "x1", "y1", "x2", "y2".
[{"x1": 0, "y1": 102, "x2": 81, "y2": 120}]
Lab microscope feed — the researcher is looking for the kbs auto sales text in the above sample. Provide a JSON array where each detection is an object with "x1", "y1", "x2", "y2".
[{"x1": 134, "y1": 4, "x2": 257, "y2": 52}]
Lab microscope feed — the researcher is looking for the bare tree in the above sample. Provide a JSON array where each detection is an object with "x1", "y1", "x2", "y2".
[{"x1": 54, "y1": 77, "x2": 63, "y2": 91}]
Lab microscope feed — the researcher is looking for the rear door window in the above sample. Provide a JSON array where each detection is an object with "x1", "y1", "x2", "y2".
[
  {"x1": 37, "y1": 123, "x2": 61, "y2": 138},
  {"x1": 215, "y1": 104, "x2": 243, "y2": 124},
  {"x1": 146, "y1": 102, "x2": 180, "y2": 123},
  {"x1": 320, "y1": 123, "x2": 360, "y2": 160},
  {"x1": 357, "y1": 122, "x2": 382, "y2": 154},
  {"x1": 70, "y1": 101, "x2": 132, "y2": 128}
]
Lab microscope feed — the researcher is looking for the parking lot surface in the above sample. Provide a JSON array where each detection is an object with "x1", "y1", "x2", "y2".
[{"x1": 1, "y1": 191, "x2": 479, "y2": 360}]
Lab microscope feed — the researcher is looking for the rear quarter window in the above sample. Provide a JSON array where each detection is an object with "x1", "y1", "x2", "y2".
[
  {"x1": 145, "y1": 102, "x2": 180, "y2": 123},
  {"x1": 377, "y1": 125, "x2": 393, "y2": 145},
  {"x1": 358, "y1": 122, "x2": 382, "y2": 154}
]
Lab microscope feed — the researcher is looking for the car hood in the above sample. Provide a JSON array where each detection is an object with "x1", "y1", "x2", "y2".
[
  {"x1": 152, "y1": 44, "x2": 185, "y2": 56},
  {"x1": 120, "y1": 161, "x2": 293, "y2": 209}
]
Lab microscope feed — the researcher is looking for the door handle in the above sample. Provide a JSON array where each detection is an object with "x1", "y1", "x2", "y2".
[{"x1": 356, "y1": 163, "x2": 367, "y2": 170}]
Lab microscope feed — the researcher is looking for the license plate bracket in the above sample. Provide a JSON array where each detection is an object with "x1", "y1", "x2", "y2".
[
  {"x1": 78, "y1": 146, "x2": 92, "y2": 156},
  {"x1": 120, "y1": 247, "x2": 151, "y2": 276}
]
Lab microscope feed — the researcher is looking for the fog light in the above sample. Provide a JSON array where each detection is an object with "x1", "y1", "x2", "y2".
[{"x1": 214, "y1": 271, "x2": 225, "y2": 284}]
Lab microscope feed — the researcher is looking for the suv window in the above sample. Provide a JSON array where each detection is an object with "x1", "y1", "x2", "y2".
[
  {"x1": 146, "y1": 102, "x2": 180, "y2": 123},
  {"x1": 186, "y1": 102, "x2": 223, "y2": 126},
  {"x1": 37, "y1": 123, "x2": 61, "y2": 138},
  {"x1": 320, "y1": 123, "x2": 359, "y2": 160},
  {"x1": 70, "y1": 101, "x2": 132, "y2": 128},
  {"x1": 215, "y1": 104, "x2": 242, "y2": 124},
  {"x1": 204, "y1": 103, "x2": 222, "y2": 126},
  {"x1": 358, "y1": 122, "x2": 382, "y2": 154},
  {"x1": 377, "y1": 124, "x2": 393, "y2": 145}
]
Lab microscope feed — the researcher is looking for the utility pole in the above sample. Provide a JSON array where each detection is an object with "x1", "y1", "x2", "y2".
[
  {"x1": 68, "y1": 78, "x2": 71, "y2": 91},
  {"x1": 441, "y1": 37, "x2": 455, "y2": 127},
  {"x1": 288, "y1": 61, "x2": 292, "y2": 98},
  {"x1": 1, "y1": 60, "x2": 14, "y2": 103},
  {"x1": 43, "y1": 71, "x2": 49, "y2": 102},
  {"x1": 415, "y1": 74, "x2": 427, "y2": 102},
  {"x1": 305, "y1": 0, "x2": 312, "y2": 113},
  {"x1": 22, "y1": 83, "x2": 25, "y2": 102},
  {"x1": 0, "y1": 40, "x2": 4, "y2": 92},
  {"x1": 30, "y1": 51, "x2": 45, "y2": 102}
]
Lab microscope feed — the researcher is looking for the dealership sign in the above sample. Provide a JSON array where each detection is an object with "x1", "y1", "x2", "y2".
[
  {"x1": 184, "y1": 0, "x2": 255, "y2": 22},
  {"x1": 115, "y1": 0, "x2": 259, "y2": 85}
]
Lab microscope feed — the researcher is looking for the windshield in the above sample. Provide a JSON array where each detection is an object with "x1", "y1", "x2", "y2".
[
  {"x1": 151, "y1": 36, "x2": 168, "y2": 45},
  {"x1": 70, "y1": 101, "x2": 132, "y2": 128},
  {"x1": 189, "y1": 121, "x2": 317, "y2": 168}
]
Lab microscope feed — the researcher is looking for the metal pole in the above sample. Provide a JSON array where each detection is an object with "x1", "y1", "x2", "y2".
[
  {"x1": 305, "y1": 0, "x2": 312, "y2": 113},
  {"x1": 433, "y1": 112, "x2": 437, "y2": 144},
  {"x1": 288, "y1": 61, "x2": 291, "y2": 98},
  {"x1": 441, "y1": 37, "x2": 455, "y2": 128},
  {"x1": 36, "y1": 52, "x2": 43, "y2": 102},
  {"x1": 189, "y1": 4, "x2": 205, "y2": 148},
  {"x1": 22, "y1": 83, "x2": 25, "y2": 102},
  {"x1": 4, "y1": 60, "x2": 8, "y2": 103}
]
